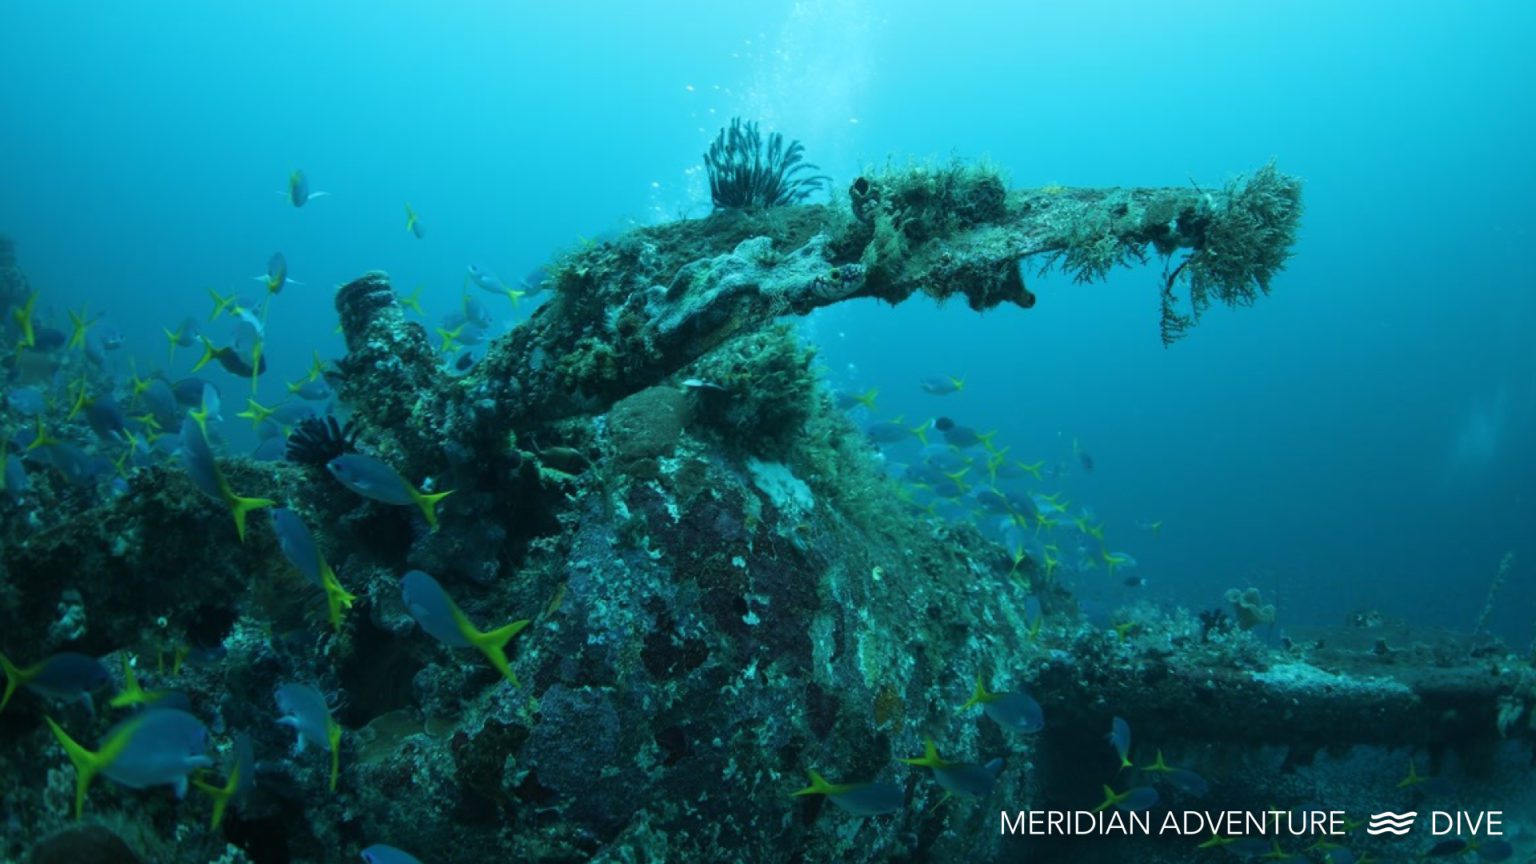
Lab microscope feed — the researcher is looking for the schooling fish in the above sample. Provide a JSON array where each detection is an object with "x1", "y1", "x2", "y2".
[
  {"x1": 1107, "y1": 716, "x2": 1133, "y2": 770},
  {"x1": 400, "y1": 570, "x2": 529, "y2": 685},
  {"x1": 180, "y1": 417, "x2": 274, "y2": 541},
  {"x1": 192, "y1": 337, "x2": 268, "y2": 378},
  {"x1": 2, "y1": 453, "x2": 27, "y2": 500},
  {"x1": 327, "y1": 453, "x2": 453, "y2": 530},
  {"x1": 192, "y1": 731, "x2": 254, "y2": 829},
  {"x1": 934, "y1": 416, "x2": 995, "y2": 450},
  {"x1": 404, "y1": 204, "x2": 425, "y2": 239},
  {"x1": 466, "y1": 265, "x2": 523, "y2": 307},
  {"x1": 274, "y1": 682, "x2": 342, "y2": 791},
  {"x1": 1096, "y1": 784, "x2": 1158, "y2": 812},
  {"x1": 902, "y1": 739, "x2": 1003, "y2": 798},
  {"x1": 919, "y1": 375, "x2": 964, "y2": 395},
  {"x1": 45, "y1": 709, "x2": 212, "y2": 818},
  {"x1": 791, "y1": 770, "x2": 904, "y2": 816},
  {"x1": 361, "y1": 845, "x2": 424, "y2": 864},
  {"x1": 286, "y1": 169, "x2": 329, "y2": 208},
  {"x1": 270, "y1": 507, "x2": 357, "y2": 631},
  {"x1": 0, "y1": 652, "x2": 111, "y2": 713},
  {"x1": 958, "y1": 674, "x2": 1044, "y2": 733}
]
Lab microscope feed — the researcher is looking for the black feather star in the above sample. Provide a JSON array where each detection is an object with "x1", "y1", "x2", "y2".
[
  {"x1": 286, "y1": 415, "x2": 358, "y2": 468},
  {"x1": 704, "y1": 117, "x2": 829, "y2": 211}
]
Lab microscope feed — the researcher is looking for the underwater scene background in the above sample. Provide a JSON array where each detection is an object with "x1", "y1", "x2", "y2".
[{"x1": 1, "y1": 1, "x2": 1533, "y2": 862}]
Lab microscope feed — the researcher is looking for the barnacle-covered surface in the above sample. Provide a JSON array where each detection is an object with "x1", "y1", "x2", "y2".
[{"x1": 6, "y1": 162, "x2": 1529, "y2": 864}]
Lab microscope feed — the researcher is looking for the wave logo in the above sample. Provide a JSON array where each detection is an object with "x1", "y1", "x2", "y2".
[{"x1": 1366, "y1": 811, "x2": 1418, "y2": 836}]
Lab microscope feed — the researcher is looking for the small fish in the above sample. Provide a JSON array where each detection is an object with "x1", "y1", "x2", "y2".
[
  {"x1": 452, "y1": 351, "x2": 476, "y2": 372},
  {"x1": 519, "y1": 265, "x2": 550, "y2": 297},
  {"x1": 1107, "y1": 716, "x2": 1132, "y2": 769},
  {"x1": 971, "y1": 487, "x2": 1011, "y2": 516},
  {"x1": 1073, "y1": 437, "x2": 1094, "y2": 472},
  {"x1": 45, "y1": 709, "x2": 213, "y2": 817},
  {"x1": 31, "y1": 326, "x2": 67, "y2": 351},
  {"x1": 274, "y1": 682, "x2": 342, "y2": 791},
  {"x1": 1102, "y1": 550, "x2": 1138, "y2": 577},
  {"x1": 270, "y1": 508, "x2": 357, "y2": 631},
  {"x1": 192, "y1": 731, "x2": 254, "y2": 829},
  {"x1": 288, "y1": 377, "x2": 333, "y2": 401},
  {"x1": 273, "y1": 400, "x2": 318, "y2": 426},
  {"x1": 361, "y1": 845, "x2": 424, "y2": 864},
  {"x1": 107, "y1": 655, "x2": 174, "y2": 710},
  {"x1": 179, "y1": 417, "x2": 275, "y2": 542},
  {"x1": 791, "y1": 770, "x2": 904, "y2": 816},
  {"x1": 460, "y1": 294, "x2": 493, "y2": 329},
  {"x1": 171, "y1": 377, "x2": 218, "y2": 407},
  {"x1": 263, "y1": 252, "x2": 288, "y2": 295},
  {"x1": 958, "y1": 674, "x2": 1044, "y2": 733},
  {"x1": 66, "y1": 305, "x2": 96, "y2": 351},
  {"x1": 192, "y1": 337, "x2": 268, "y2": 378},
  {"x1": 0, "y1": 652, "x2": 112, "y2": 713},
  {"x1": 834, "y1": 387, "x2": 878, "y2": 412},
  {"x1": 400, "y1": 570, "x2": 529, "y2": 685},
  {"x1": 327, "y1": 453, "x2": 453, "y2": 530},
  {"x1": 1141, "y1": 750, "x2": 1207, "y2": 797},
  {"x1": 1095, "y1": 784, "x2": 1158, "y2": 812},
  {"x1": 11, "y1": 291, "x2": 38, "y2": 347},
  {"x1": 1123, "y1": 576, "x2": 1147, "y2": 588},
  {"x1": 934, "y1": 417, "x2": 995, "y2": 450},
  {"x1": 2, "y1": 453, "x2": 27, "y2": 500},
  {"x1": 85, "y1": 398, "x2": 127, "y2": 441},
  {"x1": 1427, "y1": 840, "x2": 1468, "y2": 857},
  {"x1": 919, "y1": 375, "x2": 965, "y2": 395},
  {"x1": 1165, "y1": 768, "x2": 1208, "y2": 797},
  {"x1": 466, "y1": 265, "x2": 522, "y2": 307},
  {"x1": 681, "y1": 378, "x2": 729, "y2": 394},
  {"x1": 286, "y1": 169, "x2": 329, "y2": 208},
  {"x1": 865, "y1": 416, "x2": 915, "y2": 444},
  {"x1": 901, "y1": 739, "x2": 1003, "y2": 798},
  {"x1": 405, "y1": 204, "x2": 425, "y2": 239}
]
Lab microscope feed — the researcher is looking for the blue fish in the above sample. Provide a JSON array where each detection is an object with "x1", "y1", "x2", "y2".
[
  {"x1": 466, "y1": 265, "x2": 523, "y2": 307},
  {"x1": 919, "y1": 375, "x2": 965, "y2": 395},
  {"x1": 400, "y1": 570, "x2": 529, "y2": 685},
  {"x1": 172, "y1": 377, "x2": 218, "y2": 407},
  {"x1": 1108, "y1": 716, "x2": 1132, "y2": 769},
  {"x1": 0, "y1": 652, "x2": 111, "y2": 713},
  {"x1": 327, "y1": 453, "x2": 453, "y2": 530},
  {"x1": 192, "y1": 731, "x2": 254, "y2": 829},
  {"x1": 287, "y1": 169, "x2": 329, "y2": 207},
  {"x1": 1096, "y1": 784, "x2": 1158, "y2": 812},
  {"x1": 270, "y1": 508, "x2": 356, "y2": 630},
  {"x1": 45, "y1": 709, "x2": 212, "y2": 817},
  {"x1": 361, "y1": 844, "x2": 424, "y2": 864},
  {"x1": 288, "y1": 377, "x2": 332, "y2": 401},
  {"x1": 792, "y1": 771, "x2": 904, "y2": 816},
  {"x1": 143, "y1": 377, "x2": 180, "y2": 425},
  {"x1": 2, "y1": 453, "x2": 26, "y2": 499},
  {"x1": 902, "y1": 739, "x2": 1003, "y2": 798},
  {"x1": 959, "y1": 674, "x2": 1043, "y2": 733},
  {"x1": 264, "y1": 252, "x2": 288, "y2": 295},
  {"x1": 274, "y1": 682, "x2": 342, "y2": 791},
  {"x1": 179, "y1": 417, "x2": 274, "y2": 542}
]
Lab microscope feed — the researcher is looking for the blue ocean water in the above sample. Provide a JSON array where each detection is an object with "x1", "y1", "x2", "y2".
[{"x1": 2, "y1": 0, "x2": 1531, "y2": 645}]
